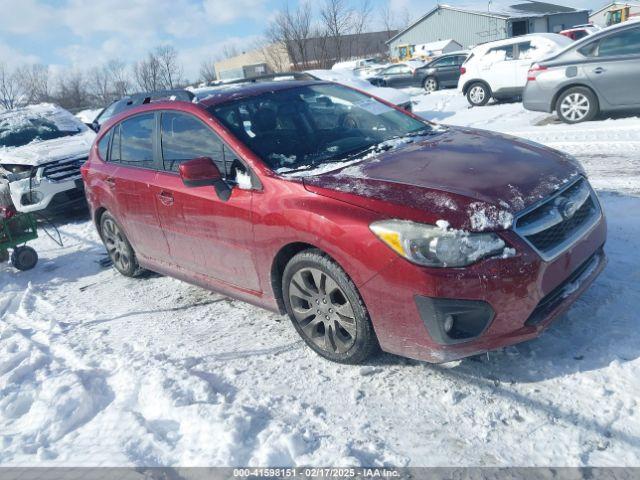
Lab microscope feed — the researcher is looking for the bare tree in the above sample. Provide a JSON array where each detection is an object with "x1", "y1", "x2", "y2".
[
  {"x1": 16, "y1": 64, "x2": 49, "y2": 104},
  {"x1": 267, "y1": 1, "x2": 313, "y2": 70},
  {"x1": 221, "y1": 44, "x2": 241, "y2": 60},
  {"x1": 54, "y1": 70, "x2": 89, "y2": 110},
  {"x1": 155, "y1": 45, "x2": 184, "y2": 89},
  {"x1": 347, "y1": 0, "x2": 373, "y2": 59},
  {"x1": 133, "y1": 51, "x2": 162, "y2": 91},
  {"x1": 199, "y1": 59, "x2": 217, "y2": 84},
  {"x1": 319, "y1": 0, "x2": 354, "y2": 63},
  {"x1": 107, "y1": 60, "x2": 131, "y2": 97},
  {"x1": 88, "y1": 65, "x2": 111, "y2": 105},
  {"x1": 0, "y1": 64, "x2": 23, "y2": 110}
]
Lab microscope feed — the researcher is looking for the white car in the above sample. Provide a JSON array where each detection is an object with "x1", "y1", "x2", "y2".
[
  {"x1": 0, "y1": 104, "x2": 95, "y2": 213},
  {"x1": 458, "y1": 33, "x2": 573, "y2": 106},
  {"x1": 306, "y1": 69, "x2": 413, "y2": 111}
]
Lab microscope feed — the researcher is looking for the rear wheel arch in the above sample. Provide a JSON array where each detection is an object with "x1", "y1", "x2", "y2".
[
  {"x1": 462, "y1": 79, "x2": 491, "y2": 96},
  {"x1": 94, "y1": 207, "x2": 108, "y2": 238},
  {"x1": 551, "y1": 83, "x2": 599, "y2": 113}
]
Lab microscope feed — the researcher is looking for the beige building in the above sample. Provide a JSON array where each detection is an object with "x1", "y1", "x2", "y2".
[{"x1": 214, "y1": 44, "x2": 290, "y2": 81}]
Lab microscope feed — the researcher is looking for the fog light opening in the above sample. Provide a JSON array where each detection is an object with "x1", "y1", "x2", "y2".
[{"x1": 443, "y1": 315, "x2": 455, "y2": 334}]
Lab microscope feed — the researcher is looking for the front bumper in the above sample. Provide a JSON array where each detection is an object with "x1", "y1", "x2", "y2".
[
  {"x1": 8, "y1": 176, "x2": 84, "y2": 213},
  {"x1": 359, "y1": 212, "x2": 607, "y2": 363}
]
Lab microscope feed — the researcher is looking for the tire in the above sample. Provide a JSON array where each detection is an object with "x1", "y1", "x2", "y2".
[
  {"x1": 11, "y1": 246, "x2": 38, "y2": 271},
  {"x1": 100, "y1": 211, "x2": 142, "y2": 277},
  {"x1": 556, "y1": 87, "x2": 599, "y2": 124},
  {"x1": 466, "y1": 82, "x2": 491, "y2": 106},
  {"x1": 282, "y1": 249, "x2": 379, "y2": 364},
  {"x1": 423, "y1": 77, "x2": 439, "y2": 93}
]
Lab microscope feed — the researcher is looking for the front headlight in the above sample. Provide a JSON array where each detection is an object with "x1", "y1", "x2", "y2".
[
  {"x1": 370, "y1": 219, "x2": 507, "y2": 268},
  {"x1": 1, "y1": 164, "x2": 33, "y2": 181}
]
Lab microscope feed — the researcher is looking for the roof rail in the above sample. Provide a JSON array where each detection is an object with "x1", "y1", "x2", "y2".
[{"x1": 212, "y1": 72, "x2": 315, "y2": 86}]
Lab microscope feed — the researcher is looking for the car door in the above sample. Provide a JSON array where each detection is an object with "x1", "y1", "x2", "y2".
[
  {"x1": 583, "y1": 26, "x2": 640, "y2": 107},
  {"x1": 153, "y1": 110, "x2": 261, "y2": 292},
  {"x1": 479, "y1": 44, "x2": 517, "y2": 93},
  {"x1": 514, "y1": 41, "x2": 538, "y2": 88},
  {"x1": 108, "y1": 113, "x2": 170, "y2": 261},
  {"x1": 382, "y1": 64, "x2": 414, "y2": 88},
  {"x1": 431, "y1": 56, "x2": 460, "y2": 87}
]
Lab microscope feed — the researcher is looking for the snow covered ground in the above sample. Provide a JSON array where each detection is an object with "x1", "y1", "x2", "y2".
[{"x1": 2, "y1": 90, "x2": 640, "y2": 467}]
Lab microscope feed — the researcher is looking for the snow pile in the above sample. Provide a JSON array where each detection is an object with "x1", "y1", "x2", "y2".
[
  {"x1": 467, "y1": 202, "x2": 514, "y2": 231},
  {"x1": 75, "y1": 109, "x2": 102, "y2": 124}
]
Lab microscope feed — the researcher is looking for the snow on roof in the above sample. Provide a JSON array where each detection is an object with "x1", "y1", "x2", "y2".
[
  {"x1": 415, "y1": 39, "x2": 460, "y2": 51},
  {"x1": 387, "y1": 1, "x2": 588, "y2": 44},
  {"x1": 0, "y1": 103, "x2": 85, "y2": 138}
]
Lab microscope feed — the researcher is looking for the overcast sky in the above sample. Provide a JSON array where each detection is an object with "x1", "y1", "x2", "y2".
[{"x1": 0, "y1": 0, "x2": 606, "y2": 81}]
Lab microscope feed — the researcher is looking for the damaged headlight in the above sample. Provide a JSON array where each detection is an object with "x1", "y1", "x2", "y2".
[
  {"x1": 370, "y1": 219, "x2": 507, "y2": 268},
  {"x1": 1, "y1": 164, "x2": 34, "y2": 181}
]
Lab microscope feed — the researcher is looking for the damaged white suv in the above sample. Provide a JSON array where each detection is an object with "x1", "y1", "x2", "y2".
[{"x1": 0, "y1": 104, "x2": 95, "y2": 214}]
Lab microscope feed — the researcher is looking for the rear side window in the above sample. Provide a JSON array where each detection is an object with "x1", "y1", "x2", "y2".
[
  {"x1": 431, "y1": 56, "x2": 457, "y2": 67},
  {"x1": 160, "y1": 112, "x2": 225, "y2": 172},
  {"x1": 97, "y1": 130, "x2": 112, "y2": 160},
  {"x1": 486, "y1": 44, "x2": 514, "y2": 61},
  {"x1": 112, "y1": 113, "x2": 155, "y2": 167},
  {"x1": 598, "y1": 27, "x2": 640, "y2": 57}
]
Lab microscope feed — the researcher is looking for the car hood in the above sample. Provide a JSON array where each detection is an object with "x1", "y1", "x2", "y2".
[
  {"x1": 301, "y1": 126, "x2": 583, "y2": 231},
  {"x1": 0, "y1": 129, "x2": 95, "y2": 166}
]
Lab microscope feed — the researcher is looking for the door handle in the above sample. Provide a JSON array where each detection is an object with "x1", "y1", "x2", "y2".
[
  {"x1": 593, "y1": 67, "x2": 606, "y2": 74},
  {"x1": 105, "y1": 177, "x2": 116, "y2": 188},
  {"x1": 158, "y1": 191, "x2": 174, "y2": 206}
]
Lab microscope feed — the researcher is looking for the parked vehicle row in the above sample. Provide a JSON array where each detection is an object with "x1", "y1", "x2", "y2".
[
  {"x1": 82, "y1": 78, "x2": 606, "y2": 365},
  {"x1": 524, "y1": 20, "x2": 640, "y2": 123},
  {"x1": 368, "y1": 53, "x2": 469, "y2": 92}
]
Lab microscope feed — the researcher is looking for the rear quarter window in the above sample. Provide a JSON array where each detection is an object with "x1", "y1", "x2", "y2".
[
  {"x1": 112, "y1": 113, "x2": 155, "y2": 167},
  {"x1": 97, "y1": 130, "x2": 112, "y2": 160}
]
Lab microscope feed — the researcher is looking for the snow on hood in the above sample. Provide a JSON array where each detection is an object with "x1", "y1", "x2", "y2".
[{"x1": 0, "y1": 129, "x2": 95, "y2": 166}]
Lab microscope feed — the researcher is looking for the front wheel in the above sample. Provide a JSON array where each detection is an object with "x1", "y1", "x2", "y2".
[
  {"x1": 100, "y1": 212, "x2": 142, "y2": 277},
  {"x1": 467, "y1": 82, "x2": 491, "y2": 106},
  {"x1": 282, "y1": 250, "x2": 379, "y2": 364},
  {"x1": 556, "y1": 87, "x2": 599, "y2": 124}
]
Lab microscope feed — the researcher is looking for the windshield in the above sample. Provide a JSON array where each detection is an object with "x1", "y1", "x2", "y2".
[
  {"x1": 209, "y1": 84, "x2": 430, "y2": 172},
  {"x1": 0, "y1": 106, "x2": 86, "y2": 149}
]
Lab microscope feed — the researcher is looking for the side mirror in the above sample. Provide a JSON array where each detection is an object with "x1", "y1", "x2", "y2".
[
  {"x1": 89, "y1": 121, "x2": 100, "y2": 132},
  {"x1": 179, "y1": 157, "x2": 231, "y2": 201}
]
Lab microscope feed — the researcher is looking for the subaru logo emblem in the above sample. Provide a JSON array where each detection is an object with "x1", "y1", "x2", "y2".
[{"x1": 558, "y1": 199, "x2": 578, "y2": 220}]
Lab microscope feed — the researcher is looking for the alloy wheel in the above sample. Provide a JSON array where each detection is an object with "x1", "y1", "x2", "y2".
[
  {"x1": 560, "y1": 93, "x2": 590, "y2": 122},
  {"x1": 469, "y1": 85, "x2": 486, "y2": 105},
  {"x1": 102, "y1": 218, "x2": 131, "y2": 272},
  {"x1": 288, "y1": 267, "x2": 357, "y2": 354},
  {"x1": 424, "y1": 78, "x2": 438, "y2": 93}
]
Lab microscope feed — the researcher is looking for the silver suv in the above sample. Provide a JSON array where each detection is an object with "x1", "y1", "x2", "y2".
[{"x1": 523, "y1": 20, "x2": 640, "y2": 123}]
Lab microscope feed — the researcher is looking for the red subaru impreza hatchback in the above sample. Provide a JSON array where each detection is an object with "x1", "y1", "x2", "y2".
[{"x1": 82, "y1": 80, "x2": 606, "y2": 364}]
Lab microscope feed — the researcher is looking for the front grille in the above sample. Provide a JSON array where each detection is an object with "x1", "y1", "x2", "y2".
[
  {"x1": 41, "y1": 157, "x2": 86, "y2": 182},
  {"x1": 515, "y1": 178, "x2": 600, "y2": 260}
]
